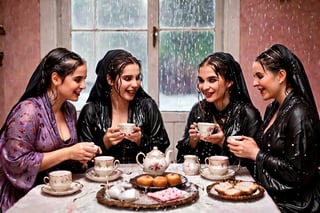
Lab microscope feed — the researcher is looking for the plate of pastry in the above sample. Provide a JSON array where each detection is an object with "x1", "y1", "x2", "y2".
[
  {"x1": 129, "y1": 172, "x2": 188, "y2": 191},
  {"x1": 206, "y1": 180, "x2": 265, "y2": 201},
  {"x1": 96, "y1": 180, "x2": 199, "y2": 210}
]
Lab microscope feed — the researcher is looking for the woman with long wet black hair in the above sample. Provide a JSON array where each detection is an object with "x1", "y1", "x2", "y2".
[
  {"x1": 176, "y1": 52, "x2": 262, "y2": 171},
  {"x1": 0, "y1": 48, "x2": 98, "y2": 212},
  {"x1": 228, "y1": 44, "x2": 320, "y2": 212}
]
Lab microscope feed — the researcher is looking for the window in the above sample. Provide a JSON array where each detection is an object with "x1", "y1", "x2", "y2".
[
  {"x1": 158, "y1": 0, "x2": 215, "y2": 111},
  {"x1": 71, "y1": 0, "x2": 148, "y2": 109},
  {"x1": 40, "y1": 0, "x2": 239, "y2": 113},
  {"x1": 40, "y1": 0, "x2": 239, "y2": 149},
  {"x1": 68, "y1": 0, "x2": 221, "y2": 111}
]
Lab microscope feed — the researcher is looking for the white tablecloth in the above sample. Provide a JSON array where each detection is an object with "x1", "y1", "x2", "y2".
[{"x1": 7, "y1": 164, "x2": 280, "y2": 213}]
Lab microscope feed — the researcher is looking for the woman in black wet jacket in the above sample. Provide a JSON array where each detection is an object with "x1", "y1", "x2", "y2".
[
  {"x1": 227, "y1": 44, "x2": 320, "y2": 212},
  {"x1": 77, "y1": 49, "x2": 170, "y2": 163},
  {"x1": 176, "y1": 52, "x2": 262, "y2": 174}
]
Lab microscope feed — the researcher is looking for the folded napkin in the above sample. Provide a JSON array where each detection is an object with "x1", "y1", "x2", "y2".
[{"x1": 147, "y1": 187, "x2": 188, "y2": 201}]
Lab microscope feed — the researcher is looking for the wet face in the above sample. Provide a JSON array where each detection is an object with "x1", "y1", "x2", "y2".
[
  {"x1": 252, "y1": 61, "x2": 281, "y2": 101},
  {"x1": 55, "y1": 62, "x2": 87, "y2": 102},
  {"x1": 198, "y1": 64, "x2": 231, "y2": 105},
  {"x1": 113, "y1": 63, "x2": 141, "y2": 102}
]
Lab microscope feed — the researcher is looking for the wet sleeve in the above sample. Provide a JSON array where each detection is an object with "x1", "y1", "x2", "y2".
[
  {"x1": 139, "y1": 99, "x2": 170, "y2": 155},
  {"x1": 1, "y1": 102, "x2": 43, "y2": 191},
  {"x1": 176, "y1": 105, "x2": 199, "y2": 163}
]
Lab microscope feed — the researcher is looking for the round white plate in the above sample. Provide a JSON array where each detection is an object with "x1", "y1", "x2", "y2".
[
  {"x1": 200, "y1": 168, "x2": 235, "y2": 181},
  {"x1": 41, "y1": 182, "x2": 83, "y2": 196},
  {"x1": 85, "y1": 167, "x2": 122, "y2": 182}
]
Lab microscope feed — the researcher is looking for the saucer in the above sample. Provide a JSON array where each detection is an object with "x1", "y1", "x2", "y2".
[
  {"x1": 200, "y1": 168, "x2": 235, "y2": 181},
  {"x1": 85, "y1": 167, "x2": 122, "y2": 182},
  {"x1": 41, "y1": 182, "x2": 83, "y2": 196}
]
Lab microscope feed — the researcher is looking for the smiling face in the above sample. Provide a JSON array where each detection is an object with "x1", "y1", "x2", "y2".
[
  {"x1": 252, "y1": 61, "x2": 284, "y2": 101},
  {"x1": 198, "y1": 64, "x2": 232, "y2": 106},
  {"x1": 54, "y1": 61, "x2": 87, "y2": 102},
  {"x1": 109, "y1": 63, "x2": 141, "y2": 102}
]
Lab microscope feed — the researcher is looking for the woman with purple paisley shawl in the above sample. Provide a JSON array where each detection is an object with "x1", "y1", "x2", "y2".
[{"x1": 0, "y1": 48, "x2": 99, "y2": 212}]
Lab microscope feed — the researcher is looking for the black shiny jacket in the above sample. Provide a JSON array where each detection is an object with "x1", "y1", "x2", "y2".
[
  {"x1": 255, "y1": 92, "x2": 320, "y2": 213},
  {"x1": 77, "y1": 97, "x2": 170, "y2": 164},
  {"x1": 176, "y1": 100, "x2": 262, "y2": 170}
]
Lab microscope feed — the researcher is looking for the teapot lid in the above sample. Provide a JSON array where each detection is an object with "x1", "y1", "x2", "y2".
[{"x1": 147, "y1": 146, "x2": 164, "y2": 157}]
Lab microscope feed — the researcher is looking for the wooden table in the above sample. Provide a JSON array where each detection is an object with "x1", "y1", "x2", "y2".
[{"x1": 7, "y1": 164, "x2": 280, "y2": 213}]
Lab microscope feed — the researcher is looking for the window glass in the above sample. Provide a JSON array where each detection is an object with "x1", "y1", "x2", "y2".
[
  {"x1": 96, "y1": 0, "x2": 147, "y2": 28},
  {"x1": 159, "y1": 31, "x2": 214, "y2": 111},
  {"x1": 96, "y1": 32, "x2": 148, "y2": 87},
  {"x1": 72, "y1": 0, "x2": 94, "y2": 29},
  {"x1": 71, "y1": 0, "x2": 215, "y2": 111},
  {"x1": 72, "y1": 32, "x2": 95, "y2": 107},
  {"x1": 71, "y1": 0, "x2": 147, "y2": 109},
  {"x1": 159, "y1": 0, "x2": 214, "y2": 27},
  {"x1": 159, "y1": 0, "x2": 215, "y2": 111}
]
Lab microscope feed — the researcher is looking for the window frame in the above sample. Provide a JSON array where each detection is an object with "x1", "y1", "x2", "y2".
[{"x1": 40, "y1": 0, "x2": 240, "y2": 117}]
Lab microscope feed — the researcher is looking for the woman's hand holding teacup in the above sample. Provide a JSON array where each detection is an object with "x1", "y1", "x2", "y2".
[
  {"x1": 69, "y1": 142, "x2": 99, "y2": 164},
  {"x1": 200, "y1": 124, "x2": 225, "y2": 148},
  {"x1": 103, "y1": 127, "x2": 125, "y2": 148},
  {"x1": 188, "y1": 123, "x2": 201, "y2": 148},
  {"x1": 189, "y1": 123, "x2": 224, "y2": 148},
  {"x1": 227, "y1": 136, "x2": 260, "y2": 161},
  {"x1": 103, "y1": 126, "x2": 142, "y2": 148},
  {"x1": 124, "y1": 126, "x2": 142, "y2": 146}
]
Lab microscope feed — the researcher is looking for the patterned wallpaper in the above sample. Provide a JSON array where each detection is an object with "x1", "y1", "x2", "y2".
[{"x1": 240, "y1": 0, "x2": 320, "y2": 115}]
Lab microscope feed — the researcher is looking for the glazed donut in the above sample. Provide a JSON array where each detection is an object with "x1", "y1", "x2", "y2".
[
  {"x1": 166, "y1": 173, "x2": 182, "y2": 186},
  {"x1": 136, "y1": 175, "x2": 154, "y2": 187},
  {"x1": 153, "y1": 176, "x2": 168, "y2": 187}
]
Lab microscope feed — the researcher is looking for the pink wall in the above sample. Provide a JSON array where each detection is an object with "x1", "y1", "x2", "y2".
[
  {"x1": 0, "y1": 0, "x2": 40, "y2": 125},
  {"x1": 0, "y1": 0, "x2": 4, "y2": 122},
  {"x1": 240, "y1": 0, "x2": 320, "y2": 115}
]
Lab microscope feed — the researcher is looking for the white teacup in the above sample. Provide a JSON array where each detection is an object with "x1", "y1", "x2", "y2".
[
  {"x1": 83, "y1": 142, "x2": 99, "y2": 153},
  {"x1": 94, "y1": 156, "x2": 120, "y2": 177},
  {"x1": 197, "y1": 122, "x2": 216, "y2": 137},
  {"x1": 43, "y1": 170, "x2": 72, "y2": 191},
  {"x1": 227, "y1": 135, "x2": 243, "y2": 143},
  {"x1": 93, "y1": 145, "x2": 99, "y2": 152},
  {"x1": 118, "y1": 123, "x2": 135, "y2": 135},
  {"x1": 205, "y1": 156, "x2": 229, "y2": 176}
]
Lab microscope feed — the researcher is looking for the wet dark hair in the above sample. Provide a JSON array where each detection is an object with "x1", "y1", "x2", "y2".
[
  {"x1": 255, "y1": 44, "x2": 296, "y2": 92},
  {"x1": 199, "y1": 52, "x2": 234, "y2": 83},
  {"x1": 198, "y1": 52, "x2": 251, "y2": 103},
  {"x1": 106, "y1": 50, "x2": 142, "y2": 96},
  {"x1": 20, "y1": 47, "x2": 86, "y2": 101},
  {"x1": 255, "y1": 44, "x2": 317, "y2": 113},
  {"x1": 87, "y1": 49, "x2": 148, "y2": 103},
  {"x1": 0, "y1": 47, "x2": 85, "y2": 135}
]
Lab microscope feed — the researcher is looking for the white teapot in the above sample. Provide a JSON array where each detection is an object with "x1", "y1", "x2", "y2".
[{"x1": 136, "y1": 146, "x2": 173, "y2": 175}]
